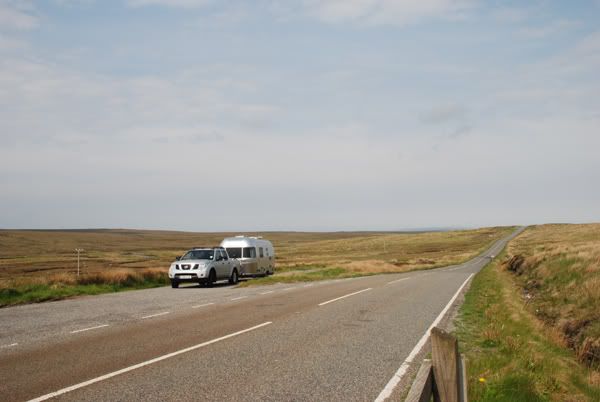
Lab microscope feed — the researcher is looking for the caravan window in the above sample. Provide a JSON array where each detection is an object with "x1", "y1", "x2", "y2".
[
  {"x1": 259, "y1": 247, "x2": 264, "y2": 258},
  {"x1": 226, "y1": 248, "x2": 242, "y2": 258},
  {"x1": 243, "y1": 247, "x2": 256, "y2": 258}
]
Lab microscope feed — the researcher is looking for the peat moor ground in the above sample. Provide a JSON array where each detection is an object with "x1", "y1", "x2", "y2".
[{"x1": 0, "y1": 226, "x2": 513, "y2": 305}]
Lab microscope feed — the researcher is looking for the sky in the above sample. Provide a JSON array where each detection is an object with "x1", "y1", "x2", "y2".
[{"x1": 0, "y1": 0, "x2": 599, "y2": 232}]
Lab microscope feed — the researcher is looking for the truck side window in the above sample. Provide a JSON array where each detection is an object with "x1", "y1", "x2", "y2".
[
  {"x1": 259, "y1": 247, "x2": 264, "y2": 258},
  {"x1": 221, "y1": 250, "x2": 228, "y2": 260}
]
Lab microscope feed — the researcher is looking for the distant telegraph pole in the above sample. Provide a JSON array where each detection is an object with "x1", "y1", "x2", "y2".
[{"x1": 75, "y1": 248, "x2": 84, "y2": 276}]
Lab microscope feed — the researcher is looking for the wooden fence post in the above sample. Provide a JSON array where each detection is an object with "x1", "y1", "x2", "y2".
[
  {"x1": 405, "y1": 359, "x2": 434, "y2": 402},
  {"x1": 431, "y1": 327, "x2": 460, "y2": 402},
  {"x1": 458, "y1": 356, "x2": 468, "y2": 402}
]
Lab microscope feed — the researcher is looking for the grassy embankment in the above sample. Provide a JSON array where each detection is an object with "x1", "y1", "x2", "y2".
[
  {"x1": 455, "y1": 223, "x2": 600, "y2": 401},
  {"x1": 0, "y1": 226, "x2": 513, "y2": 306},
  {"x1": 0, "y1": 270, "x2": 169, "y2": 306}
]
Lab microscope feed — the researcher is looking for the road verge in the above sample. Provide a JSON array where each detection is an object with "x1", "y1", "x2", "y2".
[{"x1": 454, "y1": 253, "x2": 600, "y2": 401}]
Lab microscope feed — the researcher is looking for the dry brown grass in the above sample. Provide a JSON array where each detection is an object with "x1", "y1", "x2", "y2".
[
  {"x1": 504, "y1": 223, "x2": 600, "y2": 368},
  {"x1": 0, "y1": 226, "x2": 513, "y2": 282},
  {"x1": 276, "y1": 226, "x2": 514, "y2": 270},
  {"x1": 0, "y1": 268, "x2": 168, "y2": 289}
]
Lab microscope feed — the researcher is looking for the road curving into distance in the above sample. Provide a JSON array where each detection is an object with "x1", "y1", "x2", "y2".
[{"x1": 0, "y1": 227, "x2": 524, "y2": 402}]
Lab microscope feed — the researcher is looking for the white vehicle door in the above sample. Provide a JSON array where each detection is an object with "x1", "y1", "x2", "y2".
[{"x1": 218, "y1": 249, "x2": 229, "y2": 279}]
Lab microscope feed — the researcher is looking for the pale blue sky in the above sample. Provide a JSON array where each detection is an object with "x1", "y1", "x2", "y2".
[{"x1": 1, "y1": 0, "x2": 599, "y2": 231}]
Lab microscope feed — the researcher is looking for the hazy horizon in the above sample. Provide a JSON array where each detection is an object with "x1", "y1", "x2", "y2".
[{"x1": 5, "y1": 222, "x2": 600, "y2": 234}]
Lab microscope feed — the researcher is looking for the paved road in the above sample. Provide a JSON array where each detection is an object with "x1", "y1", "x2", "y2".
[{"x1": 0, "y1": 228, "x2": 524, "y2": 402}]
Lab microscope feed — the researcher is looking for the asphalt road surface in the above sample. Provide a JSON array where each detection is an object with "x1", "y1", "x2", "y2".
[{"x1": 0, "y1": 228, "x2": 524, "y2": 402}]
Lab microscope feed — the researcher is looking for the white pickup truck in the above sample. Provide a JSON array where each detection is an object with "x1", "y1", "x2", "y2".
[{"x1": 168, "y1": 247, "x2": 241, "y2": 288}]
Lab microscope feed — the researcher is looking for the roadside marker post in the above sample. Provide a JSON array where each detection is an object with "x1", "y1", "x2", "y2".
[{"x1": 75, "y1": 248, "x2": 84, "y2": 277}]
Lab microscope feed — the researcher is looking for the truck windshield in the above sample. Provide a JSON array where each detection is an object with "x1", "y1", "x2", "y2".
[
  {"x1": 226, "y1": 248, "x2": 242, "y2": 258},
  {"x1": 181, "y1": 250, "x2": 214, "y2": 260}
]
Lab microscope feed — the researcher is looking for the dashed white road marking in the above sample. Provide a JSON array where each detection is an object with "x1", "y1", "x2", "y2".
[
  {"x1": 303, "y1": 283, "x2": 314, "y2": 287},
  {"x1": 70, "y1": 324, "x2": 109, "y2": 334},
  {"x1": 282, "y1": 287, "x2": 295, "y2": 291},
  {"x1": 260, "y1": 290, "x2": 274, "y2": 295},
  {"x1": 1, "y1": 343, "x2": 18, "y2": 348},
  {"x1": 27, "y1": 322, "x2": 273, "y2": 402},
  {"x1": 374, "y1": 274, "x2": 474, "y2": 402},
  {"x1": 231, "y1": 296, "x2": 248, "y2": 301},
  {"x1": 141, "y1": 312, "x2": 170, "y2": 319},
  {"x1": 318, "y1": 288, "x2": 372, "y2": 306},
  {"x1": 191, "y1": 303, "x2": 214, "y2": 309},
  {"x1": 386, "y1": 278, "x2": 409, "y2": 285}
]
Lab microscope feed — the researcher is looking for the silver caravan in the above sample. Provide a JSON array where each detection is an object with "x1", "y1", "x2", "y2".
[{"x1": 220, "y1": 236, "x2": 275, "y2": 277}]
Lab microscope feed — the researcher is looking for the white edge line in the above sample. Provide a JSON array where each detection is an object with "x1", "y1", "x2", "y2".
[
  {"x1": 318, "y1": 288, "x2": 372, "y2": 306},
  {"x1": 374, "y1": 273, "x2": 474, "y2": 402},
  {"x1": 1, "y1": 342, "x2": 18, "y2": 348},
  {"x1": 260, "y1": 290, "x2": 274, "y2": 295},
  {"x1": 303, "y1": 284, "x2": 314, "y2": 287},
  {"x1": 140, "y1": 311, "x2": 170, "y2": 319},
  {"x1": 231, "y1": 296, "x2": 248, "y2": 301},
  {"x1": 282, "y1": 287, "x2": 295, "y2": 291},
  {"x1": 386, "y1": 278, "x2": 409, "y2": 285},
  {"x1": 27, "y1": 321, "x2": 273, "y2": 402},
  {"x1": 70, "y1": 324, "x2": 109, "y2": 334},
  {"x1": 191, "y1": 302, "x2": 214, "y2": 309}
]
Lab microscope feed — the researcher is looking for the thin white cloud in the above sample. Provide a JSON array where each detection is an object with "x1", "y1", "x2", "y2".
[
  {"x1": 420, "y1": 104, "x2": 467, "y2": 125},
  {"x1": 533, "y1": 30, "x2": 600, "y2": 77},
  {"x1": 492, "y1": 6, "x2": 529, "y2": 23},
  {"x1": 296, "y1": 0, "x2": 474, "y2": 26},
  {"x1": 126, "y1": 0, "x2": 212, "y2": 8},
  {"x1": 0, "y1": 55, "x2": 279, "y2": 148},
  {"x1": 52, "y1": 0, "x2": 95, "y2": 5},
  {"x1": 518, "y1": 19, "x2": 580, "y2": 39},
  {"x1": 0, "y1": 32, "x2": 25, "y2": 51},
  {"x1": 0, "y1": 0, "x2": 37, "y2": 31}
]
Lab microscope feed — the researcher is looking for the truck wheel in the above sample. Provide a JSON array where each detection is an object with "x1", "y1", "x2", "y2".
[
  {"x1": 171, "y1": 280, "x2": 179, "y2": 289},
  {"x1": 229, "y1": 269, "x2": 239, "y2": 285},
  {"x1": 207, "y1": 269, "x2": 216, "y2": 287}
]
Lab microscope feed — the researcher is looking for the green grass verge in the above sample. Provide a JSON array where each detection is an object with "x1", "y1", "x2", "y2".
[
  {"x1": 0, "y1": 277, "x2": 169, "y2": 307},
  {"x1": 454, "y1": 254, "x2": 600, "y2": 401}
]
